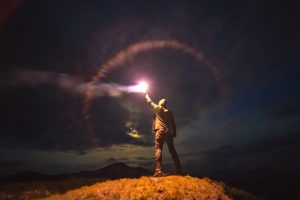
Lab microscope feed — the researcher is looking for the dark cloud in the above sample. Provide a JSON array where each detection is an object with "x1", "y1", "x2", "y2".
[{"x1": 0, "y1": 160, "x2": 28, "y2": 168}]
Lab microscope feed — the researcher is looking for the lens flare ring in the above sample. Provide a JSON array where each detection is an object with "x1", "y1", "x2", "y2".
[{"x1": 82, "y1": 39, "x2": 227, "y2": 140}]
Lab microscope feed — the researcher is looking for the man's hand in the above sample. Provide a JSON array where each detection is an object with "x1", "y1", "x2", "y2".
[
  {"x1": 145, "y1": 93, "x2": 149, "y2": 100},
  {"x1": 145, "y1": 93, "x2": 150, "y2": 103}
]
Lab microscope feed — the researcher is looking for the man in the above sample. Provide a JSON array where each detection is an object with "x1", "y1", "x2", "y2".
[{"x1": 145, "y1": 93, "x2": 182, "y2": 177}]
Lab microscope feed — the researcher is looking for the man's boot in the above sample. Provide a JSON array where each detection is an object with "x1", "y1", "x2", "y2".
[{"x1": 153, "y1": 162, "x2": 163, "y2": 177}]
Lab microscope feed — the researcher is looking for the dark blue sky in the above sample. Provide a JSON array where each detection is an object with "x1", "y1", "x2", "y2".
[{"x1": 0, "y1": 0, "x2": 299, "y2": 178}]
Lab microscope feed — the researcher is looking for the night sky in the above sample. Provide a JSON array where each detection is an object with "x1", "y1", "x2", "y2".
[{"x1": 0, "y1": 0, "x2": 299, "y2": 180}]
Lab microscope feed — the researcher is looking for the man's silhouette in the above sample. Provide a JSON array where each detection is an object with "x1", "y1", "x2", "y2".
[{"x1": 145, "y1": 93, "x2": 182, "y2": 177}]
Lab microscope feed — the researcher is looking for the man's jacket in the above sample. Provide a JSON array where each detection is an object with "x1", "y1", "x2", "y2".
[{"x1": 145, "y1": 94, "x2": 176, "y2": 136}]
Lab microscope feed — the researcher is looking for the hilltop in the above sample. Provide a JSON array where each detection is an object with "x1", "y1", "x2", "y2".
[
  {"x1": 42, "y1": 175, "x2": 259, "y2": 200},
  {"x1": 0, "y1": 163, "x2": 260, "y2": 200}
]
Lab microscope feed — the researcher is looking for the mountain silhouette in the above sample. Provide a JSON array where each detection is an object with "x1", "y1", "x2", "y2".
[
  {"x1": 0, "y1": 162, "x2": 151, "y2": 183},
  {"x1": 72, "y1": 162, "x2": 152, "y2": 179}
]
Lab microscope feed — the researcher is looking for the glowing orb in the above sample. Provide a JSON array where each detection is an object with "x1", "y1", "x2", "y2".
[{"x1": 133, "y1": 81, "x2": 148, "y2": 93}]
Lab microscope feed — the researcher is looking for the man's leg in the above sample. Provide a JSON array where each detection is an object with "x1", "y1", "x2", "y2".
[
  {"x1": 166, "y1": 134, "x2": 182, "y2": 174},
  {"x1": 154, "y1": 130, "x2": 164, "y2": 176}
]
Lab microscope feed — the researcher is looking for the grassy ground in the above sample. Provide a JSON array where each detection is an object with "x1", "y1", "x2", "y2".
[
  {"x1": 0, "y1": 176, "x2": 261, "y2": 200},
  {"x1": 41, "y1": 176, "x2": 260, "y2": 200}
]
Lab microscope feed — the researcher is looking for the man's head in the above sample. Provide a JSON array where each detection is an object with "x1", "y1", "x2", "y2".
[{"x1": 158, "y1": 98, "x2": 167, "y2": 107}]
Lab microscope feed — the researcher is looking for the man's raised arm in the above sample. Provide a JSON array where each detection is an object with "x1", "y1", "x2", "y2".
[{"x1": 145, "y1": 93, "x2": 159, "y2": 112}]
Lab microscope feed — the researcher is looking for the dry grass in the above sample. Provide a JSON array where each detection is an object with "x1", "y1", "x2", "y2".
[
  {"x1": 42, "y1": 176, "x2": 233, "y2": 200},
  {"x1": 0, "y1": 176, "x2": 261, "y2": 200}
]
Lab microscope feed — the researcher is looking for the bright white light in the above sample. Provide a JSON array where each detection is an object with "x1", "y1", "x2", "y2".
[{"x1": 133, "y1": 81, "x2": 148, "y2": 93}]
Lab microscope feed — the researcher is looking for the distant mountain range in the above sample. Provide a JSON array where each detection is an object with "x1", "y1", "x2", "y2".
[{"x1": 0, "y1": 162, "x2": 152, "y2": 183}]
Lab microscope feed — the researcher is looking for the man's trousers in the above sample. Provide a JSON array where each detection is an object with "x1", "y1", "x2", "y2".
[{"x1": 154, "y1": 129, "x2": 182, "y2": 174}]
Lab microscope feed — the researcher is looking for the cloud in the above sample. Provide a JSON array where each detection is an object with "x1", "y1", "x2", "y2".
[{"x1": 0, "y1": 70, "x2": 147, "y2": 98}]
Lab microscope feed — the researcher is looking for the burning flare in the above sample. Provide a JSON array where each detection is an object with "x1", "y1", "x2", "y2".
[{"x1": 131, "y1": 81, "x2": 148, "y2": 93}]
